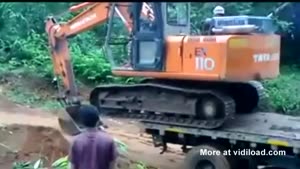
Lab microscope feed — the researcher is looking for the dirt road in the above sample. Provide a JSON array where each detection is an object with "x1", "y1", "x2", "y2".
[{"x1": 0, "y1": 96, "x2": 184, "y2": 169}]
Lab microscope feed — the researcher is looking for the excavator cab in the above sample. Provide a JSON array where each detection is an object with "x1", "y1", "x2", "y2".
[
  {"x1": 130, "y1": 2, "x2": 165, "y2": 71},
  {"x1": 106, "y1": 2, "x2": 190, "y2": 71}
]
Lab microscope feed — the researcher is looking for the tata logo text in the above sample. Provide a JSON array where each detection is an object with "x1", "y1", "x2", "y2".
[{"x1": 253, "y1": 53, "x2": 280, "y2": 63}]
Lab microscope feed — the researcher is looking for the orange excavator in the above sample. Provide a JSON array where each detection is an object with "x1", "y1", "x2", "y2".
[{"x1": 45, "y1": 2, "x2": 281, "y2": 135}]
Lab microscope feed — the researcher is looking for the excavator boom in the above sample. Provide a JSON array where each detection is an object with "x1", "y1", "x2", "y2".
[
  {"x1": 46, "y1": 2, "x2": 153, "y2": 104},
  {"x1": 45, "y1": 2, "x2": 155, "y2": 134}
]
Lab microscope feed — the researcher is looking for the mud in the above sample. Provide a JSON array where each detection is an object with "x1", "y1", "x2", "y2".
[
  {"x1": 0, "y1": 115, "x2": 182, "y2": 169},
  {"x1": 0, "y1": 124, "x2": 69, "y2": 168},
  {"x1": 0, "y1": 89, "x2": 183, "y2": 169},
  {"x1": 0, "y1": 123, "x2": 160, "y2": 169}
]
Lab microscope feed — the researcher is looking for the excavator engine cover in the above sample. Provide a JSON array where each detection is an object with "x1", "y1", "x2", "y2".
[{"x1": 213, "y1": 16, "x2": 276, "y2": 33}]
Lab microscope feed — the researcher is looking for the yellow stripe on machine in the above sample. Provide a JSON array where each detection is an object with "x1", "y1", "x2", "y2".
[
  {"x1": 229, "y1": 38, "x2": 249, "y2": 48},
  {"x1": 166, "y1": 127, "x2": 184, "y2": 133},
  {"x1": 267, "y1": 139, "x2": 289, "y2": 147}
]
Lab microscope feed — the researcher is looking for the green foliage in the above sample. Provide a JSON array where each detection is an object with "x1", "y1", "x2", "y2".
[
  {"x1": 263, "y1": 66, "x2": 300, "y2": 115},
  {"x1": 71, "y1": 43, "x2": 113, "y2": 83},
  {"x1": 4, "y1": 85, "x2": 62, "y2": 110},
  {"x1": 114, "y1": 138, "x2": 129, "y2": 154},
  {"x1": 12, "y1": 161, "x2": 33, "y2": 169},
  {"x1": 51, "y1": 156, "x2": 68, "y2": 169},
  {"x1": 0, "y1": 2, "x2": 293, "y2": 82},
  {"x1": 13, "y1": 159, "x2": 46, "y2": 169},
  {"x1": 0, "y1": 2, "x2": 299, "y2": 114},
  {"x1": 134, "y1": 161, "x2": 149, "y2": 169},
  {"x1": 13, "y1": 138, "x2": 150, "y2": 169}
]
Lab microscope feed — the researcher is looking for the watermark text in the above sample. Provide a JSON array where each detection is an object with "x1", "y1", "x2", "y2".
[{"x1": 200, "y1": 148, "x2": 286, "y2": 156}]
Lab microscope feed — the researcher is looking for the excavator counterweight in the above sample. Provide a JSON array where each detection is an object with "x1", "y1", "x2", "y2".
[{"x1": 46, "y1": 2, "x2": 281, "y2": 135}]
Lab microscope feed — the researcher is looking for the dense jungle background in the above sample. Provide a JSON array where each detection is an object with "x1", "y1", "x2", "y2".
[{"x1": 0, "y1": 2, "x2": 299, "y2": 115}]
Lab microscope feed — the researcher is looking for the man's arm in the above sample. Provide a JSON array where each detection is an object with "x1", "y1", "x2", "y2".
[
  {"x1": 109, "y1": 140, "x2": 119, "y2": 169},
  {"x1": 68, "y1": 140, "x2": 78, "y2": 169},
  {"x1": 68, "y1": 163, "x2": 75, "y2": 169}
]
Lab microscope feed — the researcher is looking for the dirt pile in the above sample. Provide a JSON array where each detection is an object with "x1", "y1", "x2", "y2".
[
  {"x1": 0, "y1": 123, "x2": 157, "y2": 169},
  {"x1": 0, "y1": 124, "x2": 69, "y2": 168}
]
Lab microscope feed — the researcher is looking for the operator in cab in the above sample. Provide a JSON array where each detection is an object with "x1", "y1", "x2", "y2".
[
  {"x1": 213, "y1": 5, "x2": 225, "y2": 16},
  {"x1": 68, "y1": 105, "x2": 118, "y2": 169},
  {"x1": 202, "y1": 5, "x2": 225, "y2": 35}
]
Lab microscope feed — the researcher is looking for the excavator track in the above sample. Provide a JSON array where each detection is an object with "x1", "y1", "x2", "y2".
[
  {"x1": 90, "y1": 83, "x2": 235, "y2": 129},
  {"x1": 89, "y1": 80, "x2": 265, "y2": 129}
]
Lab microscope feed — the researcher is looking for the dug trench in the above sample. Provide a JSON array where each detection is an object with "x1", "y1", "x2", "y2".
[
  {"x1": 0, "y1": 101, "x2": 184, "y2": 169},
  {"x1": 0, "y1": 124, "x2": 69, "y2": 168},
  {"x1": 0, "y1": 72, "x2": 184, "y2": 169}
]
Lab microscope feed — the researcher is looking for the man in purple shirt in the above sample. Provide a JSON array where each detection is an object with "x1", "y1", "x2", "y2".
[{"x1": 69, "y1": 105, "x2": 118, "y2": 169}]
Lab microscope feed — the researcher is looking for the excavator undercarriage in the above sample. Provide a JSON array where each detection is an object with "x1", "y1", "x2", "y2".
[
  {"x1": 89, "y1": 80, "x2": 264, "y2": 128},
  {"x1": 58, "y1": 79, "x2": 265, "y2": 135}
]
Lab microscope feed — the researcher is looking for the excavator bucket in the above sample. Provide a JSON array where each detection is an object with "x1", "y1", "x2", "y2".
[{"x1": 57, "y1": 105, "x2": 82, "y2": 136}]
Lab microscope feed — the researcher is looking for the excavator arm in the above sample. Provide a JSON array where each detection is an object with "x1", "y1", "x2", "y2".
[
  {"x1": 45, "y1": 2, "x2": 153, "y2": 106},
  {"x1": 45, "y1": 2, "x2": 155, "y2": 135}
]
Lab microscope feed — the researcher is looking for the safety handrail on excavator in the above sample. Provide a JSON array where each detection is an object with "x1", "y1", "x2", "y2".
[{"x1": 45, "y1": 2, "x2": 154, "y2": 106}]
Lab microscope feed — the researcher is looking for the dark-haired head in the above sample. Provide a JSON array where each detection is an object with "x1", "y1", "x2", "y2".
[{"x1": 79, "y1": 105, "x2": 100, "y2": 128}]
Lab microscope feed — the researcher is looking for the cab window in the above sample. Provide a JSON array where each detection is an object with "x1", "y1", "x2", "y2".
[{"x1": 166, "y1": 3, "x2": 188, "y2": 26}]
